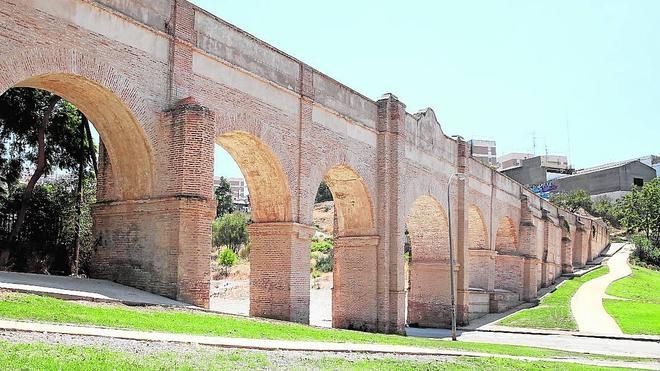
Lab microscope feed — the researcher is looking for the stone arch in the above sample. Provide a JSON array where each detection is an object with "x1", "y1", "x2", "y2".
[
  {"x1": 495, "y1": 216, "x2": 518, "y2": 254},
  {"x1": 0, "y1": 49, "x2": 155, "y2": 199},
  {"x1": 216, "y1": 131, "x2": 291, "y2": 223},
  {"x1": 405, "y1": 195, "x2": 453, "y2": 328},
  {"x1": 467, "y1": 205, "x2": 488, "y2": 250},
  {"x1": 406, "y1": 195, "x2": 450, "y2": 262},
  {"x1": 323, "y1": 164, "x2": 375, "y2": 236}
]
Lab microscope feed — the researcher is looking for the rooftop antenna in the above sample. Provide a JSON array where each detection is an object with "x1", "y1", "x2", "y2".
[
  {"x1": 566, "y1": 117, "x2": 572, "y2": 168},
  {"x1": 532, "y1": 130, "x2": 537, "y2": 156}
]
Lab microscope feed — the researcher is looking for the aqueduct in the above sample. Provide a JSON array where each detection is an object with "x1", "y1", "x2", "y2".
[{"x1": 0, "y1": 0, "x2": 609, "y2": 333}]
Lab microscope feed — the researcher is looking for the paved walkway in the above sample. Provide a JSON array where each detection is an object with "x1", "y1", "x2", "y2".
[
  {"x1": 0, "y1": 320, "x2": 657, "y2": 369},
  {"x1": 570, "y1": 244, "x2": 632, "y2": 335},
  {"x1": 406, "y1": 327, "x2": 660, "y2": 359},
  {"x1": 0, "y1": 271, "x2": 190, "y2": 307}
]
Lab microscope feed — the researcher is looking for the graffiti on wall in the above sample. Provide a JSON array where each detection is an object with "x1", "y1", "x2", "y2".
[{"x1": 530, "y1": 182, "x2": 558, "y2": 200}]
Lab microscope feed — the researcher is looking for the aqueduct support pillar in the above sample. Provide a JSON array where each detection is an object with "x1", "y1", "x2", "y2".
[
  {"x1": 560, "y1": 216, "x2": 574, "y2": 274},
  {"x1": 92, "y1": 197, "x2": 215, "y2": 307},
  {"x1": 92, "y1": 97, "x2": 216, "y2": 308},
  {"x1": 332, "y1": 235, "x2": 380, "y2": 331},
  {"x1": 455, "y1": 139, "x2": 471, "y2": 325},
  {"x1": 248, "y1": 222, "x2": 314, "y2": 324},
  {"x1": 407, "y1": 261, "x2": 460, "y2": 327},
  {"x1": 518, "y1": 196, "x2": 540, "y2": 301},
  {"x1": 375, "y1": 94, "x2": 406, "y2": 333}
]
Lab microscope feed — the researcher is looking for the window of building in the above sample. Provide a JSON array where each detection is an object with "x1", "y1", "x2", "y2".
[{"x1": 633, "y1": 177, "x2": 644, "y2": 187}]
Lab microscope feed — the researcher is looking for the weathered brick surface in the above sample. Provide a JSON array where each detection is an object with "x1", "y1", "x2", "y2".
[
  {"x1": 333, "y1": 236, "x2": 379, "y2": 331},
  {"x1": 1, "y1": 0, "x2": 610, "y2": 333},
  {"x1": 248, "y1": 222, "x2": 314, "y2": 323},
  {"x1": 408, "y1": 262, "x2": 456, "y2": 327}
]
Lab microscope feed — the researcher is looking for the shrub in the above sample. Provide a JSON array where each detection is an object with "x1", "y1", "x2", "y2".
[
  {"x1": 217, "y1": 248, "x2": 238, "y2": 276},
  {"x1": 311, "y1": 240, "x2": 333, "y2": 253},
  {"x1": 631, "y1": 235, "x2": 660, "y2": 268},
  {"x1": 315, "y1": 251, "x2": 333, "y2": 273},
  {"x1": 238, "y1": 243, "x2": 250, "y2": 259}
]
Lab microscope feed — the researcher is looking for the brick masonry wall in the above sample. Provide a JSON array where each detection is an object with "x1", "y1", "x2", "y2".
[
  {"x1": 333, "y1": 236, "x2": 380, "y2": 331},
  {"x1": 1, "y1": 0, "x2": 611, "y2": 333},
  {"x1": 248, "y1": 222, "x2": 314, "y2": 323}
]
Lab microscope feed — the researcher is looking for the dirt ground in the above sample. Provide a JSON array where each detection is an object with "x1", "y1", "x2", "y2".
[{"x1": 210, "y1": 262, "x2": 333, "y2": 327}]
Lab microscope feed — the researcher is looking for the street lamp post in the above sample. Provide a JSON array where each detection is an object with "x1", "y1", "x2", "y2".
[{"x1": 447, "y1": 171, "x2": 465, "y2": 341}]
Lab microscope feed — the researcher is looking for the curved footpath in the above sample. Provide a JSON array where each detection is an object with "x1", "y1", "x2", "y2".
[{"x1": 571, "y1": 244, "x2": 632, "y2": 335}]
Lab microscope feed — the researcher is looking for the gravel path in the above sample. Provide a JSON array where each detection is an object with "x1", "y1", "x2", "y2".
[
  {"x1": 571, "y1": 244, "x2": 632, "y2": 335},
  {"x1": 0, "y1": 329, "x2": 456, "y2": 366}
]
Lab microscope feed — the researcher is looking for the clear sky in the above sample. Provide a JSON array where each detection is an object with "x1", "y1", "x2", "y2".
[{"x1": 194, "y1": 0, "x2": 660, "y2": 178}]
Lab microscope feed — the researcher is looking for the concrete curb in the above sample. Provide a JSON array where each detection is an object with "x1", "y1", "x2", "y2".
[
  {"x1": 458, "y1": 325, "x2": 660, "y2": 343},
  {"x1": 1, "y1": 287, "x2": 196, "y2": 309}
]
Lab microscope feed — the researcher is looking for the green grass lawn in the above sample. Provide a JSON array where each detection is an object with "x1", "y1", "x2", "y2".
[
  {"x1": 0, "y1": 340, "x2": 631, "y2": 370},
  {"x1": 604, "y1": 265, "x2": 660, "y2": 335},
  {"x1": 0, "y1": 291, "x2": 629, "y2": 361},
  {"x1": 498, "y1": 266, "x2": 608, "y2": 330}
]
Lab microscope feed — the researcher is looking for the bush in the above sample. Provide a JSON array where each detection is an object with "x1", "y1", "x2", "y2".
[
  {"x1": 315, "y1": 251, "x2": 333, "y2": 273},
  {"x1": 217, "y1": 248, "x2": 238, "y2": 276},
  {"x1": 311, "y1": 239, "x2": 333, "y2": 253},
  {"x1": 1, "y1": 179, "x2": 95, "y2": 275},
  {"x1": 238, "y1": 243, "x2": 250, "y2": 259},
  {"x1": 631, "y1": 235, "x2": 660, "y2": 268}
]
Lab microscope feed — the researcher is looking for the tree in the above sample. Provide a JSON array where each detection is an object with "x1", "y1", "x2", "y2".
[
  {"x1": 550, "y1": 189, "x2": 592, "y2": 213},
  {"x1": 214, "y1": 176, "x2": 234, "y2": 218},
  {"x1": 0, "y1": 87, "x2": 97, "y2": 271},
  {"x1": 591, "y1": 198, "x2": 619, "y2": 227},
  {"x1": 616, "y1": 178, "x2": 660, "y2": 246},
  {"x1": 315, "y1": 180, "x2": 333, "y2": 203},
  {"x1": 212, "y1": 212, "x2": 249, "y2": 253},
  {"x1": 9, "y1": 95, "x2": 61, "y2": 242}
]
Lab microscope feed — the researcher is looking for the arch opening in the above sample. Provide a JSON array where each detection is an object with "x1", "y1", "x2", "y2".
[
  {"x1": 216, "y1": 131, "x2": 291, "y2": 223},
  {"x1": 309, "y1": 164, "x2": 377, "y2": 330},
  {"x1": 210, "y1": 131, "x2": 292, "y2": 319},
  {"x1": 11, "y1": 73, "x2": 154, "y2": 199},
  {"x1": 323, "y1": 165, "x2": 375, "y2": 236}
]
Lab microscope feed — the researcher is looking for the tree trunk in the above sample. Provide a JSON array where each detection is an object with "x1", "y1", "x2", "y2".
[
  {"x1": 71, "y1": 113, "x2": 87, "y2": 276},
  {"x1": 83, "y1": 117, "x2": 97, "y2": 177},
  {"x1": 9, "y1": 96, "x2": 61, "y2": 242}
]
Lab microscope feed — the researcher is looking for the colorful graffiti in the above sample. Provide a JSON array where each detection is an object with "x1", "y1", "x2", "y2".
[{"x1": 530, "y1": 182, "x2": 558, "y2": 200}]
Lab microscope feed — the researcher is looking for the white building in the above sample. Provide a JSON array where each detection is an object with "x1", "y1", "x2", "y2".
[
  {"x1": 468, "y1": 139, "x2": 497, "y2": 167},
  {"x1": 213, "y1": 176, "x2": 250, "y2": 212}
]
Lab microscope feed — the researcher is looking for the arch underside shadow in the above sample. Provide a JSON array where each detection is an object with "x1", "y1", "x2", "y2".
[
  {"x1": 12, "y1": 73, "x2": 154, "y2": 200},
  {"x1": 495, "y1": 216, "x2": 518, "y2": 254},
  {"x1": 406, "y1": 195, "x2": 452, "y2": 328},
  {"x1": 216, "y1": 131, "x2": 291, "y2": 223}
]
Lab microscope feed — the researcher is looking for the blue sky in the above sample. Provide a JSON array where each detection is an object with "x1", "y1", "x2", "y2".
[{"x1": 194, "y1": 0, "x2": 660, "y2": 178}]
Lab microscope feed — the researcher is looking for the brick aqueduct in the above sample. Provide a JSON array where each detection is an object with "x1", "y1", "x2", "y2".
[{"x1": 1, "y1": 0, "x2": 609, "y2": 333}]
